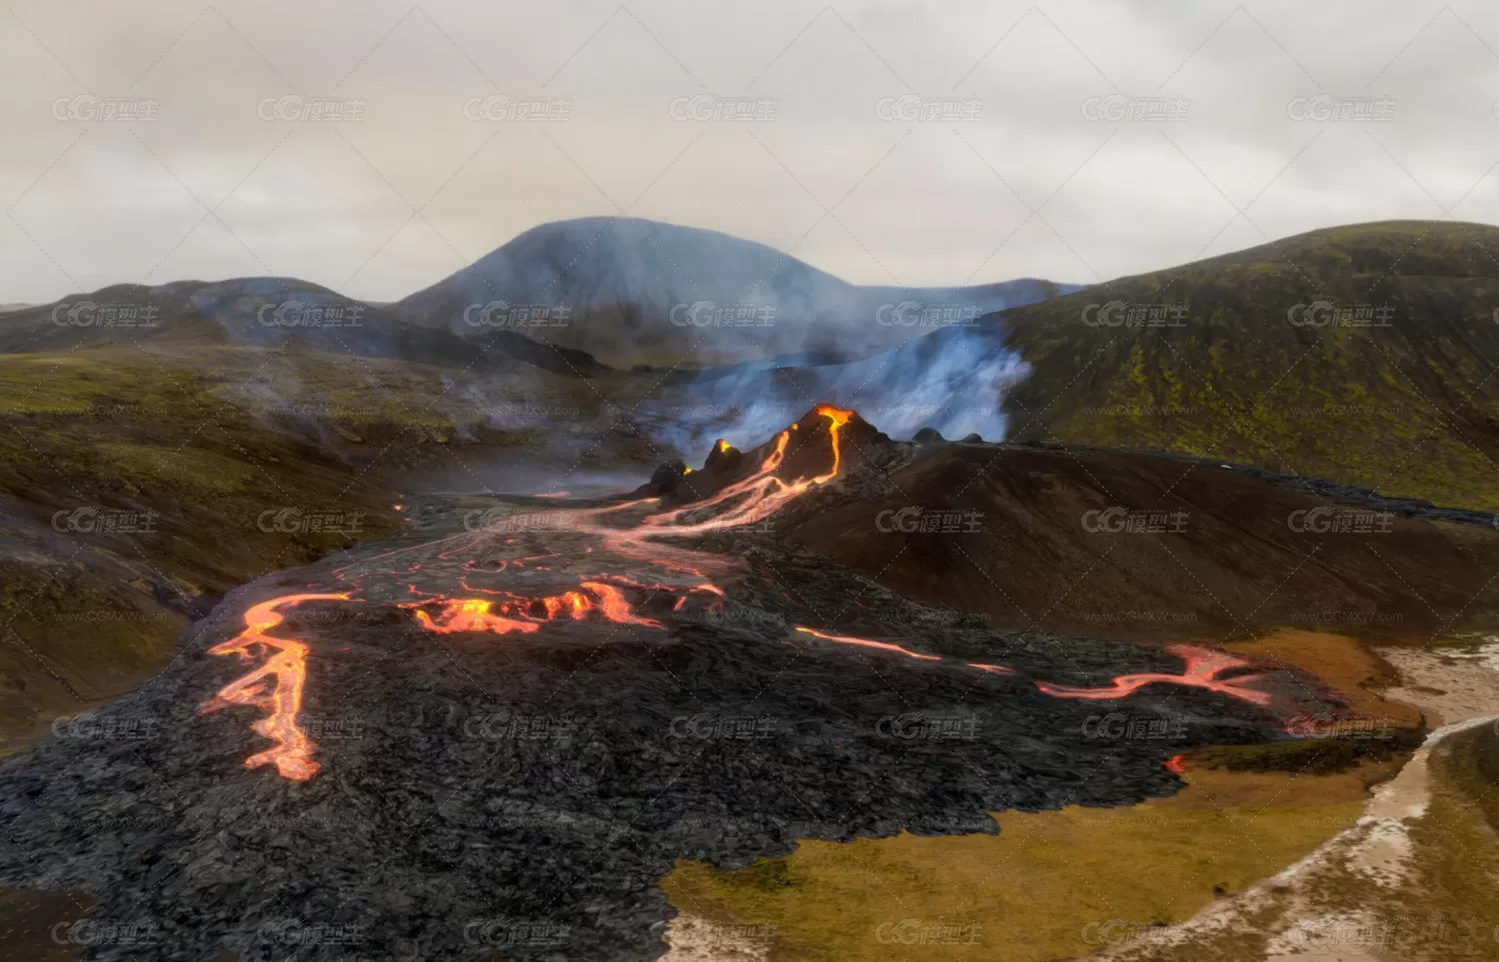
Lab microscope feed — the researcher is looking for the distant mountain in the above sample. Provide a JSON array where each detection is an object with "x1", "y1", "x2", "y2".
[
  {"x1": 0, "y1": 217, "x2": 1076, "y2": 373},
  {"x1": 14, "y1": 219, "x2": 1499, "y2": 510},
  {"x1": 386, "y1": 216, "x2": 1077, "y2": 367},
  {"x1": 0, "y1": 278, "x2": 606, "y2": 376}
]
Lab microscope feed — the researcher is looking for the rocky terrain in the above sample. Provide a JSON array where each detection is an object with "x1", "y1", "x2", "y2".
[{"x1": 0, "y1": 411, "x2": 1339, "y2": 961}]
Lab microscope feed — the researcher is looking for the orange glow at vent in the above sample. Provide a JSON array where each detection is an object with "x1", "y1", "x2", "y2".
[{"x1": 635, "y1": 406, "x2": 855, "y2": 536}]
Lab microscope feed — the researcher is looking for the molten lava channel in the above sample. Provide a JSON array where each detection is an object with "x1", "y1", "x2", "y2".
[
  {"x1": 412, "y1": 598, "x2": 541, "y2": 635},
  {"x1": 792, "y1": 631, "x2": 1274, "y2": 709},
  {"x1": 202, "y1": 593, "x2": 348, "y2": 781},
  {"x1": 634, "y1": 405, "x2": 856, "y2": 536},
  {"x1": 794, "y1": 626, "x2": 943, "y2": 661},
  {"x1": 1033, "y1": 644, "x2": 1275, "y2": 706}
]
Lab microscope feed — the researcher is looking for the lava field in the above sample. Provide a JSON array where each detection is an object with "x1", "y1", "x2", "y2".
[{"x1": 0, "y1": 409, "x2": 1344, "y2": 961}]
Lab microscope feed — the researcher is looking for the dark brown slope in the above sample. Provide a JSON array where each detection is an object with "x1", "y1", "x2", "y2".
[{"x1": 781, "y1": 439, "x2": 1499, "y2": 645}]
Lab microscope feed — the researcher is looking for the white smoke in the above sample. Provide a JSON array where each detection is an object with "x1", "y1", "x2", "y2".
[{"x1": 644, "y1": 325, "x2": 1031, "y2": 456}]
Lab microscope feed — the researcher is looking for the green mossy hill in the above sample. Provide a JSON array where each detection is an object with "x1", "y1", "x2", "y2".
[
  {"x1": 0, "y1": 351, "x2": 403, "y2": 745},
  {"x1": 1001, "y1": 220, "x2": 1499, "y2": 509}
]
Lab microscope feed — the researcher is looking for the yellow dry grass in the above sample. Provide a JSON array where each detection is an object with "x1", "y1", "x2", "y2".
[{"x1": 663, "y1": 762, "x2": 1383, "y2": 961}]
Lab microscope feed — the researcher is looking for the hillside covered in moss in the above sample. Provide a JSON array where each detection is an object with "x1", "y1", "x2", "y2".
[{"x1": 998, "y1": 220, "x2": 1499, "y2": 510}]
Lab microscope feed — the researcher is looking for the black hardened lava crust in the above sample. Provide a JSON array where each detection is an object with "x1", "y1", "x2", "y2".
[{"x1": 0, "y1": 528, "x2": 1322, "y2": 962}]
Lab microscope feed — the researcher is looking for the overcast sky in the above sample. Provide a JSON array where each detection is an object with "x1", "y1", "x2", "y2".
[{"x1": 5, "y1": 0, "x2": 1499, "y2": 303}]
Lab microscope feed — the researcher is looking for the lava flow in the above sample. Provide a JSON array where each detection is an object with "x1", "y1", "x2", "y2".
[
  {"x1": 791, "y1": 630, "x2": 1277, "y2": 712},
  {"x1": 633, "y1": 405, "x2": 856, "y2": 536},
  {"x1": 201, "y1": 593, "x2": 348, "y2": 781},
  {"x1": 411, "y1": 598, "x2": 542, "y2": 635},
  {"x1": 794, "y1": 626, "x2": 943, "y2": 661},
  {"x1": 200, "y1": 406, "x2": 1291, "y2": 787},
  {"x1": 1034, "y1": 644, "x2": 1275, "y2": 706},
  {"x1": 200, "y1": 407, "x2": 855, "y2": 781},
  {"x1": 405, "y1": 580, "x2": 676, "y2": 635},
  {"x1": 968, "y1": 662, "x2": 1018, "y2": 675}
]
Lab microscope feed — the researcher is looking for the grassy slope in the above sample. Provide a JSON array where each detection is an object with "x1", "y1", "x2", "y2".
[
  {"x1": 1435, "y1": 721, "x2": 1499, "y2": 837},
  {"x1": 1002, "y1": 220, "x2": 1499, "y2": 510},
  {"x1": 0, "y1": 349, "x2": 409, "y2": 744},
  {"x1": 662, "y1": 765, "x2": 1381, "y2": 962},
  {"x1": 0, "y1": 350, "x2": 415, "y2": 737}
]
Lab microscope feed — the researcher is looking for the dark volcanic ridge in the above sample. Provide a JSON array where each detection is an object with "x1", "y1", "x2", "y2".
[{"x1": 0, "y1": 413, "x2": 1343, "y2": 962}]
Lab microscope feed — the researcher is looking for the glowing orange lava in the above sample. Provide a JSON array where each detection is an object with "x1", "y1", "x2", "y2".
[
  {"x1": 202, "y1": 592, "x2": 348, "y2": 781},
  {"x1": 631, "y1": 406, "x2": 855, "y2": 537},
  {"x1": 812, "y1": 404, "x2": 853, "y2": 479},
  {"x1": 580, "y1": 581, "x2": 664, "y2": 628},
  {"x1": 405, "y1": 580, "x2": 672, "y2": 635},
  {"x1": 413, "y1": 598, "x2": 541, "y2": 635},
  {"x1": 1033, "y1": 645, "x2": 1274, "y2": 706},
  {"x1": 794, "y1": 626, "x2": 943, "y2": 661}
]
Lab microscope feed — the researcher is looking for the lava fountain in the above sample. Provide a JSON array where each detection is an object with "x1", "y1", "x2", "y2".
[{"x1": 201, "y1": 593, "x2": 348, "y2": 781}]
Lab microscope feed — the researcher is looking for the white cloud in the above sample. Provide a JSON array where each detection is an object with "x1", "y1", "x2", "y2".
[{"x1": 3, "y1": 0, "x2": 1497, "y2": 302}]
